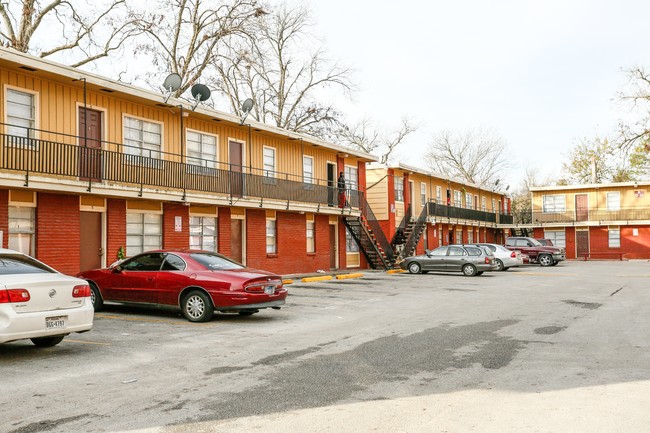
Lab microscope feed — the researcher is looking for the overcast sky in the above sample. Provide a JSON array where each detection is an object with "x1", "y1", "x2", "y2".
[{"x1": 293, "y1": 0, "x2": 650, "y2": 189}]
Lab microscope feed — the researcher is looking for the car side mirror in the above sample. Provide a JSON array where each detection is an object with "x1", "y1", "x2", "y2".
[{"x1": 112, "y1": 265, "x2": 123, "y2": 273}]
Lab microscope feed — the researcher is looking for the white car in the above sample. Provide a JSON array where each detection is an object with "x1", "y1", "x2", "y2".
[
  {"x1": 0, "y1": 249, "x2": 94, "y2": 347},
  {"x1": 469, "y1": 243, "x2": 524, "y2": 271}
]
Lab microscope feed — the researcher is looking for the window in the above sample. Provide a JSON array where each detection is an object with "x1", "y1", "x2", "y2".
[
  {"x1": 454, "y1": 190, "x2": 462, "y2": 207},
  {"x1": 482, "y1": 197, "x2": 487, "y2": 211},
  {"x1": 8, "y1": 207, "x2": 35, "y2": 255},
  {"x1": 430, "y1": 246, "x2": 448, "y2": 256},
  {"x1": 420, "y1": 183, "x2": 427, "y2": 206},
  {"x1": 345, "y1": 166, "x2": 358, "y2": 203},
  {"x1": 467, "y1": 231, "x2": 473, "y2": 244},
  {"x1": 465, "y1": 247, "x2": 481, "y2": 256},
  {"x1": 491, "y1": 198, "x2": 496, "y2": 212},
  {"x1": 0, "y1": 253, "x2": 54, "y2": 275},
  {"x1": 436, "y1": 186, "x2": 442, "y2": 203},
  {"x1": 6, "y1": 88, "x2": 36, "y2": 139},
  {"x1": 186, "y1": 130, "x2": 217, "y2": 168},
  {"x1": 306, "y1": 220, "x2": 315, "y2": 253},
  {"x1": 394, "y1": 178, "x2": 404, "y2": 202},
  {"x1": 189, "y1": 216, "x2": 217, "y2": 252},
  {"x1": 455, "y1": 230, "x2": 463, "y2": 244},
  {"x1": 162, "y1": 254, "x2": 186, "y2": 271},
  {"x1": 124, "y1": 116, "x2": 162, "y2": 159},
  {"x1": 542, "y1": 194, "x2": 566, "y2": 213},
  {"x1": 543, "y1": 230, "x2": 566, "y2": 248},
  {"x1": 126, "y1": 213, "x2": 162, "y2": 257},
  {"x1": 608, "y1": 227, "x2": 620, "y2": 248},
  {"x1": 346, "y1": 227, "x2": 359, "y2": 252},
  {"x1": 121, "y1": 252, "x2": 165, "y2": 271},
  {"x1": 474, "y1": 195, "x2": 478, "y2": 210},
  {"x1": 266, "y1": 219, "x2": 277, "y2": 254},
  {"x1": 606, "y1": 192, "x2": 620, "y2": 211},
  {"x1": 303, "y1": 155, "x2": 314, "y2": 184},
  {"x1": 263, "y1": 146, "x2": 276, "y2": 178},
  {"x1": 448, "y1": 246, "x2": 466, "y2": 256},
  {"x1": 465, "y1": 193, "x2": 473, "y2": 209}
]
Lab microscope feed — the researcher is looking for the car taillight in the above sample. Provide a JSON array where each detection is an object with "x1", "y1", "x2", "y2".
[
  {"x1": 510, "y1": 251, "x2": 516, "y2": 258},
  {"x1": 72, "y1": 284, "x2": 91, "y2": 298},
  {"x1": 485, "y1": 257, "x2": 490, "y2": 264},
  {"x1": 0, "y1": 288, "x2": 31, "y2": 303}
]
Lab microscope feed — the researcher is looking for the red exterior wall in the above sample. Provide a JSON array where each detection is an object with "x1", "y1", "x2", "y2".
[
  {"x1": 621, "y1": 226, "x2": 650, "y2": 259},
  {"x1": 217, "y1": 207, "x2": 231, "y2": 257},
  {"x1": 0, "y1": 189, "x2": 8, "y2": 248},
  {"x1": 107, "y1": 199, "x2": 126, "y2": 264},
  {"x1": 162, "y1": 203, "x2": 189, "y2": 250},
  {"x1": 387, "y1": 169, "x2": 396, "y2": 239},
  {"x1": 36, "y1": 193, "x2": 80, "y2": 275},
  {"x1": 403, "y1": 173, "x2": 411, "y2": 214}
]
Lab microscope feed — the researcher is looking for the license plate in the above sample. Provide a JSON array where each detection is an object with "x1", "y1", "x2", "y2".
[
  {"x1": 264, "y1": 285, "x2": 275, "y2": 294},
  {"x1": 46, "y1": 316, "x2": 67, "y2": 329}
]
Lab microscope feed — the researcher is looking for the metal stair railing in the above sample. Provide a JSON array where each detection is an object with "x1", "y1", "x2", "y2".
[
  {"x1": 343, "y1": 217, "x2": 389, "y2": 270},
  {"x1": 391, "y1": 204, "x2": 412, "y2": 246},
  {"x1": 358, "y1": 194, "x2": 395, "y2": 266},
  {"x1": 401, "y1": 204, "x2": 429, "y2": 258}
]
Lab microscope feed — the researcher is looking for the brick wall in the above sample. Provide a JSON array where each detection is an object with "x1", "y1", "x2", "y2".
[
  {"x1": 36, "y1": 193, "x2": 80, "y2": 275},
  {"x1": 162, "y1": 203, "x2": 189, "y2": 250},
  {"x1": 217, "y1": 207, "x2": 232, "y2": 257},
  {"x1": 107, "y1": 199, "x2": 126, "y2": 264},
  {"x1": 0, "y1": 189, "x2": 8, "y2": 248}
]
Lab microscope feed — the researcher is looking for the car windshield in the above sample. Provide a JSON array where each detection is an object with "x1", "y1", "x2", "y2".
[
  {"x1": 0, "y1": 254, "x2": 56, "y2": 275},
  {"x1": 529, "y1": 239, "x2": 543, "y2": 246},
  {"x1": 191, "y1": 253, "x2": 245, "y2": 270}
]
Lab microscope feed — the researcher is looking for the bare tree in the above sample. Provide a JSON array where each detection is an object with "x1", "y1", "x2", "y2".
[
  {"x1": 337, "y1": 117, "x2": 417, "y2": 164},
  {"x1": 425, "y1": 128, "x2": 510, "y2": 187},
  {"x1": 211, "y1": 3, "x2": 354, "y2": 135},
  {"x1": 618, "y1": 67, "x2": 650, "y2": 154},
  {"x1": 0, "y1": 0, "x2": 139, "y2": 67}
]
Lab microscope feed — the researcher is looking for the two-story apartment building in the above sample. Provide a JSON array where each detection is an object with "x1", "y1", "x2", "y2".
[
  {"x1": 528, "y1": 182, "x2": 650, "y2": 259},
  {"x1": 0, "y1": 47, "x2": 376, "y2": 276},
  {"x1": 365, "y1": 163, "x2": 512, "y2": 259}
]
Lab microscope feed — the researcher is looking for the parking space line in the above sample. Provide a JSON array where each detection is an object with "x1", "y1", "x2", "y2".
[
  {"x1": 516, "y1": 272, "x2": 577, "y2": 276},
  {"x1": 94, "y1": 313, "x2": 210, "y2": 326},
  {"x1": 64, "y1": 339, "x2": 110, "y2": 346}
]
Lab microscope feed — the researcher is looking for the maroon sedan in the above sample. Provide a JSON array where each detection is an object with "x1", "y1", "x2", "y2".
[{"x1": 77, "y1": 250, "x2": 287, "y2": 322}]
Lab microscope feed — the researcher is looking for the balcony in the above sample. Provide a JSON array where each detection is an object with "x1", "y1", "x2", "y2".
[
  {"x1": 532, "y1": 208, "x2": 650, "y2": 224},
  {"x1": 427, "y1": 201, "x2": 510, "y2": 224},
  {"x1": 0, "y1": 127, "x2": 361, "y2": 210}
]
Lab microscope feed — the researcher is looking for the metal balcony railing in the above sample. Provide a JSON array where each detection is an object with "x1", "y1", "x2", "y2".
[
  {"x1": 0, "y1": 126, "x2": 361, "y2": 209},
  {"x1": 427, "y1": 201, "x2": 500, "y2": 224},
  {"x1": 532, "y1": 208, "x2": 650, "y2": 224}
]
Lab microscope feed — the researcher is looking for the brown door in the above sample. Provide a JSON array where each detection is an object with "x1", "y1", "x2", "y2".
[
  {"x1": 576, "y1": 230, "x2": 589, "y2": 258},
  {"x1": 79, "y1": 107, "x2": 102, "y2": 181},
  {"x1": 80, "y1": 211, "x2": 102, "y2": 271},
  {"x1": 329, "y1": 224, "x2": 337, "y2": 269},
  {"x1": 230, "y1": 219, "x2": 243, "y2": 263},
  {"x1": 229, "y1": 141, "x2": 243, "y2": 198},
  {"x1": 575, "y1": 194, "x2": 588, "y2": 221}
]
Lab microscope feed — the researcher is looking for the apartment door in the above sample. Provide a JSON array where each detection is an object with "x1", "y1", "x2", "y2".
[
  {"x1": 78, "y1": 107, "x2": 102, "y2": 181},
  {"x1": 327, "y1": 163, "x2": 337, "y2": 207},
  {"x1": 80, "y1": 211, "x2": 102, "y2": 271},
  {"x1": 576, "y1": 230, "x2": 589, "y2": 258},
  {"x1": 230, "y1": 218, "x2": 244, "y2": 263},
  {"x1": 229, "y1": 140, "x2": 243, "y2": 198},
  {"x1": 329, "y1": 224, "x2": 337, "y2": 269},
  {"x1": 575, "y1": 194, "x2": 589, "y2": 221}
]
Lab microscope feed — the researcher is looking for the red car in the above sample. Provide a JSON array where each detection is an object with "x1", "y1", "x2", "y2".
[{"x1": 77, "y1": 250, "x2": 287, "y2": 322}]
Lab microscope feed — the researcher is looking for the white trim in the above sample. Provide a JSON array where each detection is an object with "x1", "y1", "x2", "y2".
[
  {"x1": 303, "y1": 154, "x2": 315, "y2": 184},
  {"x1": 3, "y1": 84, "x2": 40, "y2": 139},
  {"x1": 121, "y1": 113, "x2": 165, "y2": 155},
  {"x1": 185, "y1": 127, "x2": 219, "y2": 166},
  {"x1": 263, "y1": 145, "x2": 277, "y2": 178},
  {"x1": 227, "y1": 137, "x2": 246, "y2": 172}
]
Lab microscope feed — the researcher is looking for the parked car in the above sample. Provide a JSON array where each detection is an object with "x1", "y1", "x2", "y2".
[
  {"x1": 0, "y1": 248, "x2": 94, "y2": 347},
  {"x1": 77, "y1": 250, "x2": 287, "y2": 322},
  {"x1": 468, "y1": 243, "x2": 524, "y2": 271},
  {"x1": 536, "y1": 238, "x2": 554, "y2": 246},
  {"x1": 400, "y1": 245, "x2": 497, "y2": 276},
  {"x1": 505, "y1": 237, "x2": 566, "y2": 266}
]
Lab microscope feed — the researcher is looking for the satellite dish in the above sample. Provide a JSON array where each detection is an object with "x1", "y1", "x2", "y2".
[
  {"x1": 505, "y1": 185, "x2": 510, "y2": 191},
  {"x1": 240, "y1": 98, "x2": 254, "y2": 125},
  {"x1": 162, "y1": 73, "x2": 182, "y2": 103},
  {"x1": 190, "y1": 84, "x2": 211, "y2": 110}
]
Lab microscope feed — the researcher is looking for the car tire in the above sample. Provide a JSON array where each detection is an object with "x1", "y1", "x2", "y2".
[
  {"x1": 503, "y1": 267, "x2": 510, "y2": 271},
  {"x1": 539, "y1": 254, "x2": 553, "y2": 267},
  {"x1": 182, "y1": 290, "x2": 214, "y2": 322},
  {"x1": 89, "y1": 282, "x2": 104, "y2": 311},
  {"x1": 462, "y1": 264, "x2": 477, "y2": 276},
  {"x1": 495, "y1": 259, "x2": 505, "y2": 271},
  {"x1": 407, "y1": 262, "x2": 422, "y2": 274},
  {"x1": 551, "y1": 261, "x2": 559, "y2": 266},
  {"x1": 30, "y1": 335, "x2": 65, "y2": 347},
  {"x1": 476, "y1": 271, "x2": 484, "y2": 275}
]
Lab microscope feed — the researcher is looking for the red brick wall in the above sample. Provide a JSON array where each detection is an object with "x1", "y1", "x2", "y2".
[
  {"x1": 621, "y1": 226, "x2": 650, "y2": 259},
  {"x1": 387, "y1": 169, "x2": 396, "y2": 239},
  {"x1": 339, "y1": 219, "x2": 348, "y2": 270},
  {"x1": 107, "y1": 199, "x2": 126, "y2": 263},
  {"x1": 565, "y1": 227, "x2": 576, "y2": 258},
  {"x1": 0, "y1": 189, "x2": 8, "y2": 248},
  {"x1": 162, "y1": 203, "x2": 189, "y2": 250},
  {"x1": 217, "y1": 207, "x2": 231, "y2": 257},
  {"x1": 36, "y1": 193, "x2": 80, "y2": 275}
]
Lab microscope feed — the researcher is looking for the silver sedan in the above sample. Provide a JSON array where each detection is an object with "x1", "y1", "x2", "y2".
[{"x1": 469, "y1": 243, "x2": 524, "y2": 271}]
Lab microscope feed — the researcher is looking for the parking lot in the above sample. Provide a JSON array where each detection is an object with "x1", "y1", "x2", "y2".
[{"x1": 2, "y1": 261, "x2": 650, "y2": 433}]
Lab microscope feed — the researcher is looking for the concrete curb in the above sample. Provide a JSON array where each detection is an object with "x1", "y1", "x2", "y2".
[
  {"x1": 301, "y1": 275, "x2": 334, "y2": 283},
  {"x1": 386, "y1": 269, "x2": 406, "y2": 274},
  {"x1": 335, "y1": 273, "x2": 364, "y2": 280}
]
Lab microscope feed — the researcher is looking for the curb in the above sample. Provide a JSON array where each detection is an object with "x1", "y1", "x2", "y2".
[
  {"x1": 335, "y1": 273, "x2": 364, "y2": 280},
  {"x1": 301, "y1": 275, "x2": 334, "y2": 283},
  {"x1": 386, "y1": 269, "x2": 406, "y2": 274}
]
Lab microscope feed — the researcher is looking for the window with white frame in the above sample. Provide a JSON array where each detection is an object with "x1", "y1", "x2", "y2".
[
  {"x1": 302, "y1": 155, "x2": 314, "y2": 184},
  {"x1": 474, "y1": 195, "x2": 478, "y2": 210},
  {"x1": 8, "y1": 207, "x2": 35, "y2": 255},
  {"x1": 189, "y1": 216, "x2": 217, "y2": 251},
  {"x1": 608, "y1": 226, "x2": 620, "y2": 248},
  {"x1": 455, "y1": 230, "x2": 463, "y2": 244},
  {"x1": 186, "y1": 130, "x2": 216, "y2": 168},
  {"x1": 542, "y1": 194, "x2": 566, "y2": 213},
  {"x1": 420, "y1": 183, "x2": 427, "y2": 206},
  {"x1": 344, "y1": 166, "x2": 358, "y2": 191},
  {"x1": 263, "y1": 146, "x2": 276, "y2": 178},
  {"x1": 543, "y1": 230, "x2": 566, "y2": 248},
  {"x1": 124, "y1": 116, "x2": 162, "y2": 159},
  {"x1": 465, "y1": 192, "x2": 473, "y2": 209},
  {"x1": 491, "y1": 198, "x2": 496, "y2": 212},
  {"x1": 454, "y1": 190, "x2": 462, "y2": 207},
  {"x1": 436, "y1": 186, "x2": 442, "y2": 203},
  {"x1": 266, "y1": 219, "x2": 277, "y2": 254},
  {"x1": 126, "y1": 213, "x2": 162, "y2": 257},
  {"x1": 306, "y1": 220, "x2": 315, "y2": 253},
  {"x1": 346, "y1": 227, "x2": 359, "y2": 252},
  {"x1": 467, "y1": 230, "x2": 473, "y2": 244},
  {"x1": 482, "y1": 197, "x2": 487, "y2": 211},
  {"x1": 6, "y1": 88, "x2": 36, "y2": 139},
  {"x1": 606, "y1": 192, "x2": 620, "y2": 211},
  {"x1": 394, "y1": 177, "x2": 404, "y2": 202}
]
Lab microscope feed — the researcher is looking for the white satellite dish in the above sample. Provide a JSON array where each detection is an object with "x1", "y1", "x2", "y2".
[
  {"x1": 240, "y1": 98, "x2": 254, "y2": 125},
  {"x1": 162, "y1": 73, "x2": 182, "y2": 103}
]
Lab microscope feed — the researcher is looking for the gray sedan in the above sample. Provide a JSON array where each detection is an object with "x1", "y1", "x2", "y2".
[{"x1": 399, "y1": 245, "x2": 498, "y2": 276}]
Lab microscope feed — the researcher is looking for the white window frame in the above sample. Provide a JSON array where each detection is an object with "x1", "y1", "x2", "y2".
[
  {"x1": 344, "y1": 165, "x2": 358, "y2": 191},
  {"x1": 482, "y1": 197, "x2": 487, "y2": 211},
  {"x1": 608, "y1": 226, "x2": 620, "y2": 248},
  {"x1": 455, "y1": 230, "x2": 463, "y2": 244},
  {"x1": 420, "y1": 183, "x2": 427, "y2": 207},
  {"x1": 4, "y1": 85, "x2": 39, "y2": 140},
  {"x1": 542, "y1": 194, "x2": 566, "y2": 213},
  {"x1": 303, "y1": 155, "x2": 314, "y2": 184},
  {"x1": 465, "y1": 192, "x2": 473, "y2": 209},
  {"x1": 263, "y1": 146, "x2": 276, "y2": 178},
  {"x1": 306, "y1": 220, "x2": 315, "y2": 253},
  {"x1": 266, "y1": 218, "x2": 277, "y2": 254},
  {"x1": 126, "y1": 212, "x2": 162, "y2": 257},
  {"x1": 8, "y1": 206, "x2": 36, "y2": 256},
  {"x1": 467, "y1": 230, "x2": 474, "y2": 244},
  {"x1": 454, "y1": 190, "x2": 462, "y2": 207},
  {"x1": 186, "y1": 129, "x2": 217, "y2": 168},
  {"x1": 346, "y1": 227, "x2": 359, "y2": 252},
  {"x1": 189, "y1": 216, "x2": 217, "y2": 252},
  {"x1": 123, "y1": 114, "x2": 163, "y2": 159},
  {"x1": 394, "y1": 178, "x2": 404, "y2": 202},
  {"x1": 543, "y1": 230, "x2": 566, "y2": 248},
  {"x1": 491, "y1": 198, "x2": 496, "y2": 212},
  {"x1": 436, "y1": 186, "x2": 442, "y2": 204},
  {"x1": 606, "y1": 192, "x2": 620, "y2": 211}
]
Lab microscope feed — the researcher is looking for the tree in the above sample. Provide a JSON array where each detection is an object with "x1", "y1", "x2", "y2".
[
  {"x1": 618, "y1": 67, "x2": 650, "y2": 154},
  {"x1": 336, "y1": 117, "x2": 417, "y2": 164},
  {"x1": 0, "y1": 0, "x2": 139, "y2": 67},
  {"x1": 424, "y1": 127, "x2": 510, "y2": 187},
  {"x1": 510, "y1": 167, "x2": 544, "y2": 225}
]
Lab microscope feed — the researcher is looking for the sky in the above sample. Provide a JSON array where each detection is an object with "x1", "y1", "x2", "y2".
[{"x1": 291, "y1": 0, "x2": 650, "y2": 190}]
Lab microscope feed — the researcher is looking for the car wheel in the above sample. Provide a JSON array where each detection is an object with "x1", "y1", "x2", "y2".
[
  {"x1": 503, "y1": 267, "x2": 510, "y2": 271},
  {"x1": 407, "y1": 262, "x2": 422, "y2": 274},
  {"x1": 462, "y1": 264, "x2": 477, "y2": 276},
  {"x1": 89, "y1": 282, "x2": 104, "y2": 311},
  {"x1": 182, "y1": 290, "x2": 214, "y2": 322},
  {"x1": 476, "y1": 271, "x2": 484, "y2": 275},
  {"x1": 539, "y1": 254, "x2": 553, "y2": 267},
  {"x1": 551, "y1": 261, "x2": 559, "y2": 266},
  {"x1": 31, "y1": 336, "x2": 65, "y2": 347},
  {"x1": 495, "y1": 259, "x2": 505, "y2": 271}
]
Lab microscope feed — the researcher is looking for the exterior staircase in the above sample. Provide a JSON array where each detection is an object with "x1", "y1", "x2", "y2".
[{"x1": 392, "y1": 204, "x2": 429, "y2": 259}]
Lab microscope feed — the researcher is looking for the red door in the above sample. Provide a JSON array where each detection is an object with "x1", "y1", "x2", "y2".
[
  {"x1": 79, "y1": 107, "x2": 102, "y2": 181},
  {"x1": 229, "y1": 140, "x2": 243, "y2": 197},
  {"x1": 575, "y1": 194, "x2": 588, "y2": 221}
]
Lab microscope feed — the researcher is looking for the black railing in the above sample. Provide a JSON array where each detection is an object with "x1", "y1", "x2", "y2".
[
  {"x1": 402, "y1": 204, "x2": 428, "y2": 258},
  {"x1": 499, "y1": 213, "x2": 514, "y2": 224},
  {"x1": 359, "y1": 194, "x2": 394, "y2": 263},
  {"x1": 427, "y1": 202, "x2": 498, "y2": 223},
  {"x1": 0, "y1": 131, "x2": 362, "y2": 209},
  {"x1": 532, "y1": 208, "x2": 650, "y2": 224}
]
